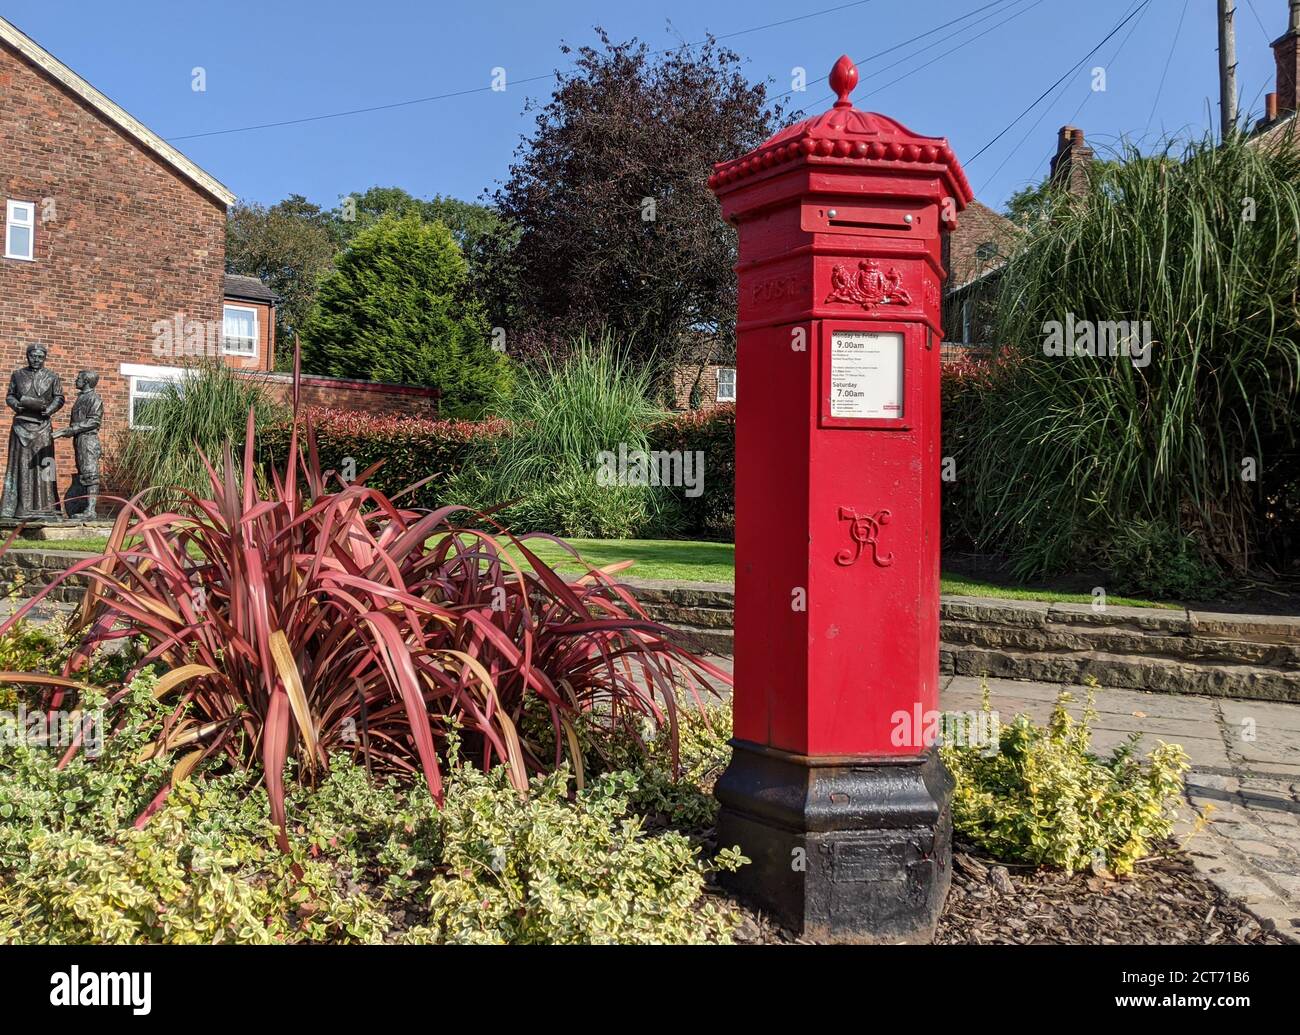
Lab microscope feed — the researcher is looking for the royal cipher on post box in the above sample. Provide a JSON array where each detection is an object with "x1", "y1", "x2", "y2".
[{"x1": 708, "y1": 56, "x2": 973, "y2": 942}]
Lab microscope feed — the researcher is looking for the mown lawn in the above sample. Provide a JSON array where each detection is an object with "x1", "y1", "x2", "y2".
[
  {"x1": 17, "y1": 534, "x2": 1172, "y2": 607},
  {"x1": 504, "y1": 538, "x2": 1171, "y2": 607},
  {"x1": 508, "y1": 537, "x2": 736, "y2": 583}
]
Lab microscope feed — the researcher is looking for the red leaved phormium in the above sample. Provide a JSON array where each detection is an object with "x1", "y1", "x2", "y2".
[{"x1": 0, "y1": 380, "x2": 729, "y2": 848}]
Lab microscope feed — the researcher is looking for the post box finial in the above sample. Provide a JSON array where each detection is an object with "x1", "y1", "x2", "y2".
[{"x1": 830, "y1": 55, "x2": 858, "y2": 108}]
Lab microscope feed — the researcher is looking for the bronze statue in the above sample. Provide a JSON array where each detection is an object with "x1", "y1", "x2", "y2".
[
  {"x1": 55, "y1": 370, "x2": 103, "y2": 520},
  {"x1": 0, "y1": 344, "x2": 64, "y2": 519}
]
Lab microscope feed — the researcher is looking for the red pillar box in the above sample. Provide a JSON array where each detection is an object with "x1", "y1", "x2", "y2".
[{"x1": 709, "y1": 56, "x2": 972, "y2": 942}]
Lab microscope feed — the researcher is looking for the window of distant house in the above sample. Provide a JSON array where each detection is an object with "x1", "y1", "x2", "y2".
[
  {"x1": 129, "y1": 376, "x2": 184, "y2": 430},
  {"x1": 222, "y1": 304, "x2": 258, "y2": 357},
  {"x1": 975, "y1": 241, "x2": 999, "y2": 262},
  {"x1": 5, "y1": 201, "x2": 34, "y2": 261},
  {"x1": 716, "y1": 367, "x2": 736, "y2": 402},
  {"x1": 961, "y1": 299, "x2": 973, "y2": 345}
]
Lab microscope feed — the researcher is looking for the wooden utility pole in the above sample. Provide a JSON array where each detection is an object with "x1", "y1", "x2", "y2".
[{"x1": 1218, "y1": 0, "x2": 1238, "y2": 137}]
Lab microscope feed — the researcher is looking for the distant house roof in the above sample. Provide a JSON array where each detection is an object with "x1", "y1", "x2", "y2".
[
  {"x1": 223, "y1": 274, "x2": 275, "y2": 304},
  {"x1": 0, "y1": 15, "x2": 236, "y2": 207},
  {"x1": 945, "y1": 199, "x2": 1021, "y2": 295},
  {"x1": 1251, "y1": 110, "x2": 1298, "y2": 149}
]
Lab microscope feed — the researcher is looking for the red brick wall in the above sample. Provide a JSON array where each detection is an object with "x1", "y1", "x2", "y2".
[
  {"x1": 0, "y1": 40, "x2": 229, "y2": 492},
  {"x1": 672, "y1": 363, "x2": 736, "y2": 410},
  {"x1": 242, "y1": 372, "x2": 441, "y2": 419}
]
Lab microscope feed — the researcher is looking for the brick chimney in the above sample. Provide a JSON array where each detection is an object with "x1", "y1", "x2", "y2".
[
  {"x1": 1049, "y1": 126, "x2": 1093, "y2": 196},
  {"x1": 1274, "y1": 0, "x2": 1300, "y2": 117}
]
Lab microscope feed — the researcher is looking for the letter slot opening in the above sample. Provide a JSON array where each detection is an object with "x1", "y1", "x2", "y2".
[
  {"x1": 805, "y1": 202, "x2": 928, "y2": 237},
  {"x1": 828, "y1": 215, "x2": 914, "y2": 232}
]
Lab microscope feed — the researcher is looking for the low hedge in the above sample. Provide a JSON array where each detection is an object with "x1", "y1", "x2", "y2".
[
  {"x1": 260, "y1": 405, "x2": 736, "y2": 539},
  {"x1": 259, "y1": 407, "x2": 510, "y2": 510},
  {"x1": 940, "y1": 353, "x2": 1008, "y2": 551},
  {"x1": 649, "y1": 405, "x2": 735, "y2": 540}
]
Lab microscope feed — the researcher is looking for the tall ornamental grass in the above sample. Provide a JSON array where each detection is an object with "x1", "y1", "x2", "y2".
[
  {"x1": 450, "y1": 337, "x2": 671, "y2": 538},
  {"x1": 114, "y1": 362, "x2": 285, "y2": 502},
  {"x1": 953, "y1": 129, "x2": 1300, "y2": 584}
]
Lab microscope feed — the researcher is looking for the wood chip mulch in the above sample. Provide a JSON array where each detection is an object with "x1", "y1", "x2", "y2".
[{"x1": 712, "y1": 840, "x2": 1284, "y2": 945}]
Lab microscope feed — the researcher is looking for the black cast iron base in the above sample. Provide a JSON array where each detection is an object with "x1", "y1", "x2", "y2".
[{"x1": 714, "y1": 740, "x2": 952, "y2": 943}]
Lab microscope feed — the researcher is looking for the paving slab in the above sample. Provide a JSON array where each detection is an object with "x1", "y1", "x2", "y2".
[
  {"x1": 942, "y1": 674, "x2": 1300, "y2": 943},
  {"x1": 1179, "y1": 774, "x2": 1300, "y2": 942}
]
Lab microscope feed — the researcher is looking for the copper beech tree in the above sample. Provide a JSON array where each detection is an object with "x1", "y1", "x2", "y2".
[{"x1": 491, "y1": 30, "x2": 785, "y2": 398}]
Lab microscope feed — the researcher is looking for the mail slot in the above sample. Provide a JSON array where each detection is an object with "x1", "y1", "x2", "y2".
[{"x1": 802, "y1": 200, "x2": 935, "y2": 238}]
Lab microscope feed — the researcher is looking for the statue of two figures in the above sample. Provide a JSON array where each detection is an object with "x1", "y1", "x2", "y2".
[{"x1": 0, "y1": 345, "x2": 102, "y2": 522}]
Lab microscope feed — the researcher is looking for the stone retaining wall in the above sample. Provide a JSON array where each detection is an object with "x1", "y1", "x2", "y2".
[
  {"x1": 4, "y1": 553, "x2": 1298, "y2": 702},
  {"x1": 622, "y1": 578, "x2": 1300, "y2": 703},
  {"x1": 939, "y1": 596, "x2": 1300, "y2": 702},
  {"x1": 0, "y1": 548, "x2": 94, "y2": 603}
]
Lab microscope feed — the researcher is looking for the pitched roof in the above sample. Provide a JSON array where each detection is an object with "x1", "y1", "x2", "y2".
[
  {"x1": 945, "y1": 199, "x2": 1021, "y2": 294},
  {"x1": 0, "y1": 15, "x2": 236, "y2": 207},
  {"x1": 223, "y1": 274, "x2": 275, "y2": 303},
  {"x1": 1251, "y1": 111, "x2": 1298, "y2": 150}
]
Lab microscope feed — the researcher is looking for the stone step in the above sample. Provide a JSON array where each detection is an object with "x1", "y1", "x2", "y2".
[
  {"x1": 8, "y1": 558, "x2": 1299, "y2": 701},
  {"x1": 943, "y1": 619, "x2": 1300, "y2": 668},
  {"x1": 616, "y1": 579, "x2": 737, "y2": 611},
  {"x1": 660, "y1": 624, "x2": 1300, "y2": 702},
  {"x1": 641, "y1": 601, "x2": 735, "y2": 629},
  {"x1": 661, "y1": 623, "x2": 735, "y2": 656},
  {"x1": 943, "y1": 644, "x2": 1300, "y2": 703}
]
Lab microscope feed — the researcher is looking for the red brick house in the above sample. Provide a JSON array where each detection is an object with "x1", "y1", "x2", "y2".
[
  {"x1": 1254, "y1": 2, "x2": 1300, "y2": 143},
  {"x1": 0, "y1": 15, "x2": 436, "y2": 498},
  {"x1": 0, "y1": 14, "x2": 253, "y2": 455},
  {"x1": 671, "y1": 355, "x2": 736, "y2": 410},
  {"x1": 939, "y1": 198, "x2": 1021, "y2": 361},
  {"x1": 0, "y1": 15, "x2": 254, "y2": 486},
  {"x1": 220, "y1": 274, "x2": 277, "y2": 372}
]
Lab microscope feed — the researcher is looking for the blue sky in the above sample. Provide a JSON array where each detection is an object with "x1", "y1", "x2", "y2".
[{"x1": 5, "y1": 0, "x2": 1289, "y2": 212}]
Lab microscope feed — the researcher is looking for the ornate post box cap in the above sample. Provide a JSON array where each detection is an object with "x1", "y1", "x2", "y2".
[{"x1": 708, "y1": 55, "x2": 973, "y2": 227}]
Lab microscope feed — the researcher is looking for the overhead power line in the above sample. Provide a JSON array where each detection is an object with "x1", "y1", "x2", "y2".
[
  {"x1": 977, "y1": 0, "x2": 1151, "y2": 194},
  {"x1": 794, "y1": 0, "x2": 1044, "y2": 110},
  {"x1": 770, "y1": 0, "x2": 1018, "y2": 104},
  {"x1": 859, "y1": 0, "x2": 1047, "y2": 101},
  {"x1": 167, "y1": 0, "x2": 881, "y2": 142},
  {"x1": 965, "y1": 0, "x2": 1152, "y2": 165},
  {"x1": 1145, "y1": 0, "x2": 1192, "y2": 138}
]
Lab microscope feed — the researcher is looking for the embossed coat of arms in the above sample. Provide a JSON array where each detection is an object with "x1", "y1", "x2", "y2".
[{"x1": 824, "y1": 260, "x2": 912, "y2": 310}]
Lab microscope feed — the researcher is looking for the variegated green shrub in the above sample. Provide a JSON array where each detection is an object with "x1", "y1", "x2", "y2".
[
  {"x1": 407, "y1": 765, "x2": 743, "y2": 944},
  {"x1": 941, "y1": 681, "x2": 1189, "y2": 876},
  {"x1": 0, "y1": 645, "x2": 744, "y2": 944}
]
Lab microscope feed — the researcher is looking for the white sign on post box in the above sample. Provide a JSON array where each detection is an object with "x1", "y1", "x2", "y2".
[{"x1": 829, "y1": 330, "x2": 904, "y2": 419}]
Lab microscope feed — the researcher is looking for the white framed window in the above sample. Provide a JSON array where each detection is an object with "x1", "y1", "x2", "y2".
[
  {"x1": 222, "y1": 303, "x2": 258, "y2": 357},
  {"x1": 5, "y1": 200, "x2": 35, "y2": 261},
  {"x1": 122, "y1": 363, "x2": 187, "y2": 429},
  {"x1": 716, "y1": 367, "x2": 736, "y2": 402}
]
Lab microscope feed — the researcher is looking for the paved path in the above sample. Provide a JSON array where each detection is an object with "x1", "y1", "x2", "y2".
[
  {"x1": 694, "y1": 658, "x2": 1300, "y2": 941},
  {"x1": 941, "y1": 674, "x2": 1300, "y2": 942}
]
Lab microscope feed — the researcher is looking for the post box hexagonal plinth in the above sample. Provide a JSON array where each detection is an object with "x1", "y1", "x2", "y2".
[{"x1": 708, "y1": 55, "x2": 973, "y2": 943}]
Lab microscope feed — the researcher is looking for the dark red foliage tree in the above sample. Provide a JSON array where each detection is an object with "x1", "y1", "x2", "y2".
[{"x1": 492, "y1": 30, "x2": 784, "y2": 397}]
